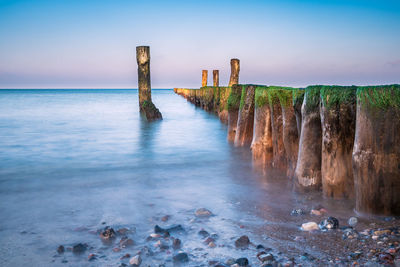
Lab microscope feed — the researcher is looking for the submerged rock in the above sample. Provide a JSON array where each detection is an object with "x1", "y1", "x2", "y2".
[
  {"x1": 172, "y1": 238, "x2": 181, "y2": 249},
  {"x1": 57, "y1": 245, "x2": 65, "y2": 254},
  {"x1": 161, "y1": 215, "x2": 170, "y2": 222},
  {"x1": 319, "y1": 217, "x2": 339, "y2": 230},
  {"x1": 257, "y1": 251, "x2": 274, "y2": 262},
  {"x1": 72, "y1": 243, "x2": 87, "y2": 254},
  {"x1": 100, "y1": 226, "x2": 116, "y2": 241},
  {"x1": 195, "y1": 208, "x2": 213, "y2": 217},
  {"x1": 198, "y1": 229, "x2": 210, "y2": 238},
  {"x1": 235, "y1": 235, "x2": 250, "y2": 248},
  {"x1": 119, "y1": 237, "x2": 134, "y2": 248},
  {"x1": 173, "y1": 252, "x2": 189, "y2": 263},
  {"x1": 88, "y1": 253, "x2": 96, "y2": 261},
  {"x1": 301, "y1": 222, "x2": 319, "y2": 231},
  {"x1": 235, "y1": 257, "x2": 249, "y2": 266}
]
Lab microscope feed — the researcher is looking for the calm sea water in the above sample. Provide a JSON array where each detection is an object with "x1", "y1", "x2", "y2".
[{"x1": 0, "y1": 89, "x2": 366, "y2": 266}]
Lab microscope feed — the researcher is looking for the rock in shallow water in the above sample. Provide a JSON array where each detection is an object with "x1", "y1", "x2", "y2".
[
  {"x1": 235, "y1": 235, "x2": 250, "y2": 248},
  {"x1": 100, "y1": 226, "x2": 116, "y2": 241},
  {"x1": 173, "y1": 252, "x2": 189, "y2": 263},
  {"x1": 235, "y1": 257, "x2": 249, "y2": 266},
  {"x1": 172, "y1": 238, "x2": 181, "y2": 249},
  {"x1": 195, "y1": 208, "x2": 213, "y2": 217},
  {"x1": 57, "y1": 245, "x2": 65, "y2": 254},
  {"x1": 198, "y1": 229, "x2": 209, "y2": 238},
  {"x1": 119, "y1": 237, "x2": 134, "y2": 248},
  {"x1": 129, "y1": 255, "x2": 142, "y2": 266},
  {"x1": 72, "y1": 243, "x2": 87, "y2": 254}
]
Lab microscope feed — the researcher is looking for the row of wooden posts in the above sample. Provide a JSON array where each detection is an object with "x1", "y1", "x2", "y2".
[{"x1": 174, "y1": 59, "x2": 400, "y2": 216}]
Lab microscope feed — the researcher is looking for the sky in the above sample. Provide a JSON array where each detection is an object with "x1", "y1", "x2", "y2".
[{"x1": 0, "y1": 0, "x2": 399, "y2": 88}]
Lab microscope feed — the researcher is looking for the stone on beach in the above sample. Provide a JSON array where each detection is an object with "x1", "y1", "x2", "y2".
[
  {"x1": 72, "y1": 243, "x2": 87, "y2": 254},
  {"x1": 57, "y1": 245, "x2": 65, "y2": 254},
  {"x1": 235, "y1": 257, "x2": 249, "y2": 266},
  {"x1": 301, "y1": 222, "x2": 319, "y2": 231},
  {"x1": 173, "y1": 252, "x2": 189, "y2": 263},
  {"x1": 100, "y1": 226, "x2": 116, "y2": 241},
  {"x1": 195, "y1": 208, "x2": 213, "y2": 217},
  {"x1": 129, "y1": 254, "x2": 142, "y2": 266},
  {"x1": 235, "y1": 235, "x2": 250, "y2": 248},
  {"x1": 319, "y1": 217, "x2": 339, "y2": 230}
]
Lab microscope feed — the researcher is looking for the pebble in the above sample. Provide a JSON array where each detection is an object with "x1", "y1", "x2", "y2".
[
  {"x1": 301, "y1": 222, "x2": 319, "y2": 231},
  {"x1": 120, "y1": 253, "x2": 130, "y2": 259},
  {"x1": 172, "y1": 238, "x2": 181, "y2": 249},
  {"x1": 235, "y1": 257, "x2": 249, "y2": 266},
  {"x1": 129, "y1": 255, "x2": 142, "y2": 266},
  {"x1": 57, "y1": 245, "x2": 65, "y2": 254},
  {"x1": 348, "y1": 217, "x2": 358, "y2": 227},
  {"x1": 72, "y1": 243, "x2": 87, "y2": 254},
  {"x1": 204, "y1": 237, "x2": 215, "y2": 245},
  {"x1": 235, "y1": 235, "x2": 250, "y2": 248},
  {"x1": 291, "y1": 208, "x2": 304, "y2": 216},
  {"x1": 100, "y1": 227, "x2": 116, "y2": 240},
  {"x1": 198, "y1": 229, "x2": 210, "y2": 238},
  {"x1": 150, "y1": 233, "x2": 161, "y2": 238},
  {"x1": 257, "y1": 252, "x2": 274, "y2": 262},
  {"x1": 155, "y1": 240, "x2": 169, "y2": 250},
  {"x1": 208, "y1": 241, "x2": 216, "y2": 248},
  {"x1": 161, "y1": 215, "x2": 170, "y2": 222},
  {"x1": 319, "y1": 217, "x2": 339, "y2": 230},
  {"x1": 117, "y1": 228, "x2": 131, "y2": 235},
  {"x1": 195, "y1": 208, "x2": 213, "y2": 217},
  {"x1": 173, "y1": 252, "x2": 189, "y2": 263},
  {"x1": 119, "y1": 237, "x2": 134, "y2": 248},
  {"x1": 88, "y1": 253, "x2": 96, "y2": 261},
  {"x1": 310, "y1": 209, "x2": 322, "y2": 216}
]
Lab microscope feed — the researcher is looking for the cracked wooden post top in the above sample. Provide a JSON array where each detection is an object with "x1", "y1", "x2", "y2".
[
  {"x1": 202, "y1": 70, "x2": 208, "y2": 87},
  {"x1": 229, "y1": 59, "x2": 240, "y2": 86},
  {"x1": 213, "y1": 70, "x2": 219, "y2": 87}
]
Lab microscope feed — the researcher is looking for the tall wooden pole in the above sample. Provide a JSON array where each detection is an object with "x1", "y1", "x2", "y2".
[
  {"x1": 136, "y1": 46, "x2": 152, "y2": 110},
  {"x1": 213, "y1": 70, "x2": 219, "y2": 87},
  {"x1": 202, "y1": 70, "x2": 208, "y2": 87}
]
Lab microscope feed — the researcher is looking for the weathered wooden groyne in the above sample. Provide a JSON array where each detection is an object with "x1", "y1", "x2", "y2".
[{"x1": 174, "y1": 62, "x2": 400, "y2": 216}]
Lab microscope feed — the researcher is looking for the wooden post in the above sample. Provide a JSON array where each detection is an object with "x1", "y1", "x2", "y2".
[
  {"x1": 136, "y1": 46, "x2": 152, "y2": 110},
  {"x1": 202, "y1": 70, "x2": 208, "y2": 87},
  {"x1": 136, "y1": 46, "x2": 162, "y2": 121},
  {"x1": 228, "y1": 59, "x2": 240, "y2": 86},
  {"x1": 213, "y1": 70, "x2": 219, "y2": 87}
]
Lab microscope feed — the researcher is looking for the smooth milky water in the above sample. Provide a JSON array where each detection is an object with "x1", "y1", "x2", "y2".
[{"x1": 0, "y1": 89, "x2": 384, "y2": 266}]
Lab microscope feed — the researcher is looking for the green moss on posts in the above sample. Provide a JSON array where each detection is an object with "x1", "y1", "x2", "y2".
[
  {"x1": 304, "y1": 85, "x2": 323, "y2": 112},
  {"x1": 227, "y1": 85, "x2": 243, "y2": 110},
  {"x1": 219, "y1": 87, "x2": 231, "y2": 112},
  {"x1": 357, "y1": 85, "x2": 400, "y2": 110},
  {"x1": 320, "y1": 86, "x2": 357, "y2": 109},
  {"x1": 293, "y1": 88, "x2": 305, "y2": 106},
  {"x1": 255, "y1": 86, "x2": 269, "y2": 108}
]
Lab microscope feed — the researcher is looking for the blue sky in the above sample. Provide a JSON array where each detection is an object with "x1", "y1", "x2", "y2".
[{"x1": 0, "y1": 0, "x2": 399, "y2": 88}]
